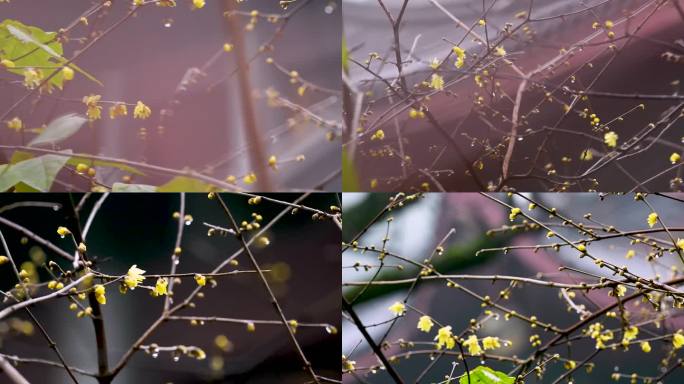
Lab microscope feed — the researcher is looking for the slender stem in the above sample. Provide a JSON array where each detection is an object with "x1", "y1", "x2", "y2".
[{"x1": 214, "y1": 194, "x2": 319, "y2": 383}]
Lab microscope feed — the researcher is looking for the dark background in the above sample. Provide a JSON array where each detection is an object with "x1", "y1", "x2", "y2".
[{"x1": 0, "y1": 192, "x2": 341, "y2": 383}]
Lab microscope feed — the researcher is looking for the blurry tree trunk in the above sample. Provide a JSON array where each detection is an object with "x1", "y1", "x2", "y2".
[{"x1": 223, "y1": 0, "x2": 272, "y2": 191}]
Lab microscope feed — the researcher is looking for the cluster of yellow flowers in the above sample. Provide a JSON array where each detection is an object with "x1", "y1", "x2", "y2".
[{"x1": 81, "y1": 95, "x2": 151, "y2": 121}]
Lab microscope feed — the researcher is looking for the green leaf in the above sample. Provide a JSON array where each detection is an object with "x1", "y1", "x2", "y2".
[
  {"x1": 28, "y1": 113, "x2": 87, "y2": 147},
  {"x1": 0, "y1": 19, "x2": 102, "y2": 88},
  {"x1": 0, "y1": 152, "x2": 71, "y2": 192},
  {"x1": 459, "y1": 366, "x2": 516, "y2": 384},
  {"x1": 342, "y1": 149, "x2": 360, "y2": 191},
  {"x1": 342, "y1": 35, "x2": 349, "y2": 73},
  {"x1": 13, "y1": 182, "x2": 40, "y2": 192},
  {"x1": 156, "y1": 176, "x2": 214, "y2": 192},
  {"x1": 111, "y1": 183, "x2": 157, "y2": 192},
  {"x1": 10, "y1": 150, "x2": 144, "y2": 176},
  {"x1": 10, "y1": 150, "x2": 33, "y2": 164}
]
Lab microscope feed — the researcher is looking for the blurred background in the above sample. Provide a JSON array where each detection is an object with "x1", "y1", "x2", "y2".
[
  {"x1": 0, "y1": 193, "x2": 340, "y2": 383},
  {"x1": 344, "y1": 0, "x2": 684, "y2": 191},
  {"x1": 1, "y1": 0, "x2": 341, "y2": 191},
  {"x1": 343, "y1": 192, "x2": 684, "y2": 383}
]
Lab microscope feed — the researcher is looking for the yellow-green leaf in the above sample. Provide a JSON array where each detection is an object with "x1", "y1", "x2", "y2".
[{"x1": 157, "y1": 176, "x2": 215, "y2": 192}]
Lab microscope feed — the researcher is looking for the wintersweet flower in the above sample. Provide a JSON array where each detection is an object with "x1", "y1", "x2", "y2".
[
  {"x1": 83, "y1": 94, "x2": 102, "y2": 121},
  {"x1": 124, "y1": 265, "x2": 146, "y2": 289},
  {"x1": 23, "y1": 68, "x2": 41, "y2": 89},
  {"x1": 6, "y1": 117, "x2": 22, "y2": 132},
  {"x1": 673, "y1": 331, "x2": 684, "y2": 349},
  {"x1": 388, "y1": 301, "x2": 405, "y2": 316},
  {"x1": 243, "y1": 173, "x2": 257, "y2": 185},
  {"x1": 94, "y1": 284, "x2": 106, "y2": 305},
  {"x1": 452, "y1": 46, "x2": 466, "y2": 68},
  {"x1": 194, "y1": 274, "x2": 207, "y2": 287},
  {"x1": 435, "y1": 326, "x2": 455, "y2": 349},
  {"x1": 109, "y1": 103, "x2": 128, "y2": 119},
  {"x1": 640, "y1": 341, "x2": 651, "y2": 353},
  {"x1": 463, "y1": 335, "x2": 483, "y2": 355},
  {"x1": 604, "y1": 131, "x2": 618, "y2": 148},
  {"x1": 133, "y1": 101, "x2": 151, "y2": 119},
  {"x1": 430, "y1": 73, "x2": 445, "y2": 91},
  {"x1": 417, "y1": 315, "x2": 434, "y2": 333},
  {"x1": 153, "y1": 277, "x2": 168, "y2": 296},
  {"x1": 57, "y1": 226, "x2": 71, "y2": 237},
  {"x1": 482, "y1": 336, "x2": 501, "y2": 350},
  {"x1": 647, "y1": 212, "x2": 658, "y2": 228},
  {"x1": 509, "y1": 207, "x2": 521, "y2": 221},
  {"x1": 62, "y1": 66, "x2": 74, "y2": 81}
]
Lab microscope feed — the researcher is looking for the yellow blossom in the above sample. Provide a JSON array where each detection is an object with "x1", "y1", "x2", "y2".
[
  {"x1": 647, "y1": 212, "x2": 658, "y2": 228},
  {"x1": 23, "y1": 68, "x2": 42, "y2": 89},
  {"x1": 625, "y1": 249, "x2": 635, "y2": 259},
  {"x1": 417, "y1": 315, "x2": 434, "y2": 333},
  {"x1": 0, "y1": 256, "x2": 8, "y2": 265},
  {"x1": 482, "y1": 336, "x2": 501, "y2": 350},
  {"x1": 494, "y1": 46, "x2": 506, "y2": 56},
  {"x1": 671, "y1": 152, "x2": 681, "y2": 164},
  {"x1": 268, "y1": 155, "x2": 278, "y2": 170},
  {"x1": 133, "y1": 101, "x2": 151, "y2": 119},
  {"x1": 409, "y1": 108, "x2": 424, "y2": 119},
  {"x1": 57, "y1": 226, "x2": 71, "y2": 237},
  {"x1": 194, "y1": 274, "x2": 207, "y2": 287},
  {"x1": 223, "y1": 43, "x2": 234, "y2": 52},
  {"x1": 83, "y1": 94, "x2": 102, "y2": 121},
  {"x1": 344, "y1": 358, "x2": 356, "y2": 372},
  {"x1": 371, "y1": 129, "x2": 385, "y2": 140},
  {"x1": 62, "y1": 66, "x2": 74, "y2": 81},
  {"x1": 604, "y1": 131, "x2": 618, "y2": 148},
  {"x1": 615, "y1": 284, "x2": 627, "y2": 297},
  {"x1": 243, "y1": 173, "x2": 257, "y2": 185},
  {"x1": 6, "y1": 117, "x2": 22, "y2": 132},
  {"x1": 109, "y1": 103, "x2": 128, "y2": 119},
  {"x1": 621, "y1": 326, "x2": 638, "y2": 346},
  {"x1": 640, "y1": 341, "x2": 651, "y2": 353},
  {"x1": 463, "y1": 335, "x2": 483, "y2": 355},
  {"x1": 192, "y1": 0, "x2": 205, "y2": 9},
  {"x1": 580, "y1": 149, "x2": 593, "y2": 161},
  {"x1": 124, "y1": 265, "x2": 146, "y2": 289},
  {"x1": 673, "y1": 331, "x2": 684, "y2": 349},
  {"x1": 430, "y1": 73, "x2": 445, "y2": 90},
  {"x1": 509, "y1": 207, "x2": 521, "y2": 221},
  {"x1": 452, "y1": 46, "x2": 466, "y2": 68},
  {"x1": 435, "y1": 326, "x2": 455, "y2": 349},
  {"x1": 94, "y1": 284, "x2": 106, "y2": 305},
  {"x1": 388, "y1": 301, "x2": 405, "y2": 316},
  {"x1": 152, "y1": 277, "x2": 168, "y2": 296}
]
